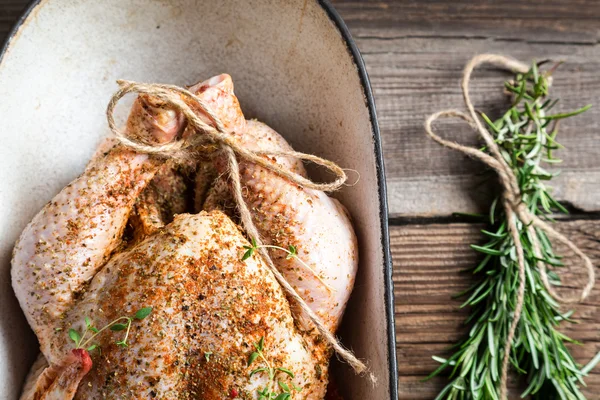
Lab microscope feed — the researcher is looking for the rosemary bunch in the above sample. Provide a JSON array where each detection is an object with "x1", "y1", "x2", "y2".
[{"x1": 426, "y1": 62, "x2": 597, "y2": 399}]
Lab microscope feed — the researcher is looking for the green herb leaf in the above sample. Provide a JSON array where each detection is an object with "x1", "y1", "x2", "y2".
[
  {"x1": 292, "y1": 383, "x2": 302, "y2": 392},
  {"x1": 110, "y1": 324, "x2": 128, "y2": 331},
  {"x1": 242, "y1": 248, "x2": 254, "y2": 261},
  {"x1": 87, "y1": 344, "x2": 98, "y2": 351},
  {"x1": 246, "y1": 335, "x2": 303, "y2": 395},
  {"x1": 256, "y1": 336, "x2": 264, "y2": 352},
  {"x1": 134, "y1": 307, "x2": 153, "y2": 320},
  {"x1": 204, "y1": 351, "x2": 212, "y2": 362},
  {"x1": 278, "y1": 381, "x2": 291, "y2": 392},
  {"x1": 248, "y1": 352, "x2": 259, "y2": 366},
  {"x1": 68, "y1": 329, "x2": 81, "y2": 344},
  {"x1": 276, "y1": 367, "x2": 294, "y2": 378},
  {"x1": 543, "y1": 104, "x2": 592, "y2": 120},
  {"x1": 470, "y1": 244, "x2": 503, "y2": 256},
  {"x1": 249, "y1": 367, "x2": 268, "y2": 378}
]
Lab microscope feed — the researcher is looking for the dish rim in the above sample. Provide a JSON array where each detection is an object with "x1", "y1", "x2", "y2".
[
  {"x1": 316, "y1": 1, "x2": 398, "y2": 398},
  {"x1": 0, "y1": 0, "x2": 398, "y2": 398}
]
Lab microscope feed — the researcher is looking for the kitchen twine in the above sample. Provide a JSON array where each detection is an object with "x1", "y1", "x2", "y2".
[
  {"x1": 106, "y1": 80, "x2": 376, "y2": 385},
  {"x1": 424, "y1": 54, "x2": 595, "y2": 399}
]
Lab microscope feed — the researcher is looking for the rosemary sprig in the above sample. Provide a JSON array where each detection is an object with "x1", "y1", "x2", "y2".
[
  {"x1": 247, "y1": 336, "x2": 302, "y2": 400},
  {"x1": 426, "y1": 62, "x2": 598, "y2": 399},
  {"x1": 68, "y1": 306, "x2": 152, "y2": 352}
]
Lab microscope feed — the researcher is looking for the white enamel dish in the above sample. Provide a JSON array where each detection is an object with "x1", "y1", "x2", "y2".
[{"x1": 0, "y1": 0, "x2": 397, "y2": 398}]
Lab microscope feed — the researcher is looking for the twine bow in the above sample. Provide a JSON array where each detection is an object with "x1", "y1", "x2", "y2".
[
  {"x1": 106, "y1": 80, "x2": 375, "y2": 383},
  {"x1": 424, "y1": 54, "x2": 595, "y2": 399}
]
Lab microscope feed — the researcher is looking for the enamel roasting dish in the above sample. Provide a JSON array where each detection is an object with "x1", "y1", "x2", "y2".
[{"x1": 0, "y1": 0, "x2": 397, "y2": 398}]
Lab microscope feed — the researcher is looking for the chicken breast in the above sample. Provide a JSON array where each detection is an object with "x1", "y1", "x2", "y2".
[{"x1": 52, "y1": 211, "x2": 328, "y2": 399}]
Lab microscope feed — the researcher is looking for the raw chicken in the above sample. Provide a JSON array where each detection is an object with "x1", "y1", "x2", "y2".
[
  {"x1": 24, "y1": 211, "x2": 329, "y2": 399},
  {"x1": 12, "y1": 73, "x2": 356, "y2": 399},
  {"x1": 129, "y1": 160, "x2": 193, "y2": 244},
  {"x1": 145, "y1": 73, "x2": 358, "y2": 333},
  {"x1": 195, "y1": 76, "x2": 358, "y2": 332},
  {"x1": 12, "y1": 144, "x2": 168, "y2": 344}
]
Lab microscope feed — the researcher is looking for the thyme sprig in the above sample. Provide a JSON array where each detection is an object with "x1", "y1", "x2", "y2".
[
  {"x1": 68, "y1": 307, "x2": 152, "y2": 352},
  {"x1": 426, "y1": 62, "x2": 598, "y2": 399},
  {"x1": 248, "y1": 336, "x2": 302, "y2": 400},
  {"x1": 242, "y1": 238, "x2": 335, "y2": 292}
]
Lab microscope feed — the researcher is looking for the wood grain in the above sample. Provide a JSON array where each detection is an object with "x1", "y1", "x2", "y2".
[
  {"x1": 332, "y1": 0, "x2": 600, "y2": 217},
  {"x1": 392, "y1": 220, "x2": 600, "y2": 399}
]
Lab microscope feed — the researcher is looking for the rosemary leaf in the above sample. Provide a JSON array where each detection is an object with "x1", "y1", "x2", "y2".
[{"x1": 428, "y1": 61, "x2": 594, "y2": 399}]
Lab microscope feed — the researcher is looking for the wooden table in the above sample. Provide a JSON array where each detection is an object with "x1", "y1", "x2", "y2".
[{"x1": 2, "y1": 1, "x2": 599, "y2": 398}]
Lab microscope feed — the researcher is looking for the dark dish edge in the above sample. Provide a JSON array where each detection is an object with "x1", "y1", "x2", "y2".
[
  {"x1": 0, "y1": 0, "x2": 40, "y2": 65},
  {"x1": 317, "y1": 1, "x2": 398, "y2": 399}
]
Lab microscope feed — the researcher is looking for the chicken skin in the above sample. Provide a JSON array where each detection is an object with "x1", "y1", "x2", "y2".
[
  {"x1": 12, "y1": 73, "x2": 357, "y2": 399},
  {"x1": 52, "y1": 211, "x2": 327, "y2": 399},
  {"x1": 196, "y1": 76, "x2": 358, "y2": 332},
  {"x1": 12, "y1": 144, "x2": 168, "y2": 347}
]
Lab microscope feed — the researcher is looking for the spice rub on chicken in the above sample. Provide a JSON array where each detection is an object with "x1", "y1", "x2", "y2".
[{"x1": 12, "y1": 73, "x2": 358, "y2": 399}]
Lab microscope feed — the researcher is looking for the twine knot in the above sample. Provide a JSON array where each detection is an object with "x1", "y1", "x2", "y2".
[
  {"x1": 106, "y1": 80, "x2": 374, "y2": 384},
  {"x1": 424, "y1": 54, "x2": 595, "y2": 399}
]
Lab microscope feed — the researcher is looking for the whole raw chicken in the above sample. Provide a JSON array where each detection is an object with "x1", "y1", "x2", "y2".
[{"x1": 11, "y1": 74, "x2": 358, "y2": 399}]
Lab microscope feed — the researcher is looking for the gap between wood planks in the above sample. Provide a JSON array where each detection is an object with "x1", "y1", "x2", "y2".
[{"x1": 391, "y1": 219, "x2": 600, "y2": 399}]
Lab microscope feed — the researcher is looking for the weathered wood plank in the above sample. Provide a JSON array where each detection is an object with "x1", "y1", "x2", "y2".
[
  {"x1": 331, "y1": 0, "x2": 600, "y2": 217},
  {"x1": 392, "y1": 220, "x2": 600, "y2": 398},
  {"x1": 332, "y1": 0, "x2": 600, "y2": 43}
]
